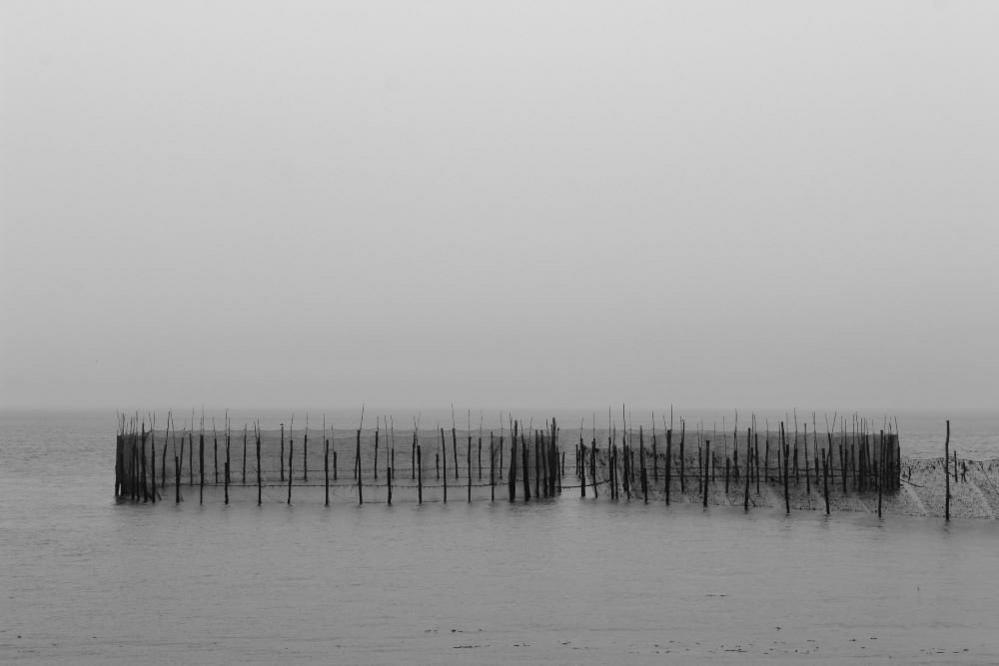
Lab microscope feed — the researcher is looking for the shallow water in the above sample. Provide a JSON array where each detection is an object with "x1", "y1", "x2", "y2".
[{"x1": 3, "y1": 411, "x2": 999, "y2": 663}]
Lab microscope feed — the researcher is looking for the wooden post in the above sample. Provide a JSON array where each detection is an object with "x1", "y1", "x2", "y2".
[
  {"x1": 213, "y1": 431, "x2": 218, "y2": 485},
  {"x1": 478, "y1": 436, "x2": 482, "y2": 481},
  {"x1": 287, "y1": 437, "x2": 293, "y2": 505},
  {"x1": 324, "y1": 436, "x2": 330, "y2": 507},
  {"x1": 878, "y1": 429, "x2": 885, "y2": 519},
  {"x1": 652, "y1": 426, "x2": 659, "y2": 484},
  {"x1": 280, "y1": 423, "x2": 285, "y2": 482},
  {"x1": 945, "y1": 420, "x2": 950, "y2": 521},
  {"x1": 162, "y1": 433, "x2": 168, "y2": 492},
  {"x1": 508, "y1": 422, "x2": 518, "y2": 502},
  {"x1": 703, "y1": 440, "x2": 710, "y2": 508},
  {"x1": 534, "y1": 431, "x2": 541, "y2": 499},
  {"x1": 697, "y1": 442, "x2": 702, "y2": 497},
  {"x1": 521, "y1": 432, "x2": 530, "y2": 502},
  {"x1": 189, "y1": 432, "x2": 194, "y2": 487},
  {"x1": 764, "y1": 432, "x2": 771, "y2": 484},
  {"x1": 412, "y1": 431, "x2": 417, "y2": 480},
  {"x1": 225, "y1": 430, "x2": 230, "y2": 497},
  {"x1": 591, "y1": 438, "x2": 598, "y2": 499},
  {"x1": 356, "y1": 429, "x2": 363, "y2": 505},
  {"x1": 256, "y1": 428, "x2": 261, "y2": 506},
  {"x1": 150, "y1": 428, "x2": 157, "y2": 503},
  {"x1": 115, "y1": 433, "x2": 122, "y2": 498},
  {"x1": 823, "y1": 449, "x2": 830, "y2": 515},
  {"x1": 744, "y1": 428, "x2": 751, "y2": 511},
  {"x1": 199, "y1": 432, "x2": 205, "y2": 506},
  {"x1": 781, "y1": 422, "x2": 789, "y2": 515},
  {"x1": 440, "y1": 428, "x2": 447, "y2": 504},
  {"x1": 679, "y1": 421, "x2": 686, "y2": 494},
  {"x1": 387, "y1": 465, "x2": 392, "y2": 506},
  {"x1": 725, "y1": 457, "x2": 730, "y2": 495},
  {"x1": 374, "y1": 427, "x2": 379, "y2": 480},
  {"x1": 490, "y1": 433, "x2": 495, "y2": 502},
  {"x1": 580, "y1": 433, "x2": 586, "y2": 498},
  {"x1": 242, "y1": 426, "x2": 247, "y2": 484},
  {"x1": 793, "y1": 428, "x2": 798, "y2": 487},
  {"x1": 417, "y1": 444, "x2": 423, "y2": 504},
  {"x1": 639, "y1": 427, "x2": 647, "y2": 503},
  {"x1": 467, "y1": 433, "x2": 472, "y2": 503},
  {"x1": 804, "y1": 423, "x2": 811, "y2": 496},
  {"x1": 665, "y1": 428, "x2": 672, "y2": 506},
  {"x1": 840, "y1": 440, "x2": 847, "y2": 495},
  {"x1": 755, "y1": 432, "x2": 760, "y2": 496},
  {"x1": 175, "y1": 456, "x2": 181, "y2": 503},
  {"x1": 303, "y1": 429, "x2": 308, "y2": 483},
  {"x1": 451, "y1": 426, "x2": 459, "y2": 481}
]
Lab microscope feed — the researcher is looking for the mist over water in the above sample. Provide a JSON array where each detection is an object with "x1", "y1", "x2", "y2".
[{"x1": 3, "y1": 410, "x2": 998, "y2": 663}]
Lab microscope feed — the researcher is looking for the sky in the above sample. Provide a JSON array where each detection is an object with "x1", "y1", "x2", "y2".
[{"x1": 2, "y1": 1, "x2": 998, "y2": 411}]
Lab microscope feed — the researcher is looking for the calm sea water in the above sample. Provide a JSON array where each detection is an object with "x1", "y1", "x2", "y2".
[{"x1": 2, "y1": 410, "x2": 998, "y2": 664}]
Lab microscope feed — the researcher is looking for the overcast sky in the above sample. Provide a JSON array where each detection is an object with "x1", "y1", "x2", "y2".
[{"x1": 2, "y1": 1, "x2": 997, "y2": 411}]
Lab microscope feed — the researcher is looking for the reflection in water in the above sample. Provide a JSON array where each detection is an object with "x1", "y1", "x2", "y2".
[{"x1": 2, "y1": 412, "x2": 998, "y2": 663}]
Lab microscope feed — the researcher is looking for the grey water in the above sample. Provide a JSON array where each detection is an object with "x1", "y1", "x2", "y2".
[{"x1": 2, "y1": 410, "x2": 999, "y2": 663}]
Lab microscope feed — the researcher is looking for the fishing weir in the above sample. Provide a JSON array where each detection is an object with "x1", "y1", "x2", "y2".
[{"x1": 119, "y1": 411, "x2": 999, "y2": 519}]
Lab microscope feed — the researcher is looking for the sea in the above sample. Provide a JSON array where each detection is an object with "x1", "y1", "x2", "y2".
[{"x1": 2, "y1": 408, "x2": 998, "y2": 664}]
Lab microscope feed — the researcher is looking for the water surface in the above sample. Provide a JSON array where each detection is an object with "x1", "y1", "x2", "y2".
[{"x1": 2, "y1": 411, "x2": 998, "y2": 663}]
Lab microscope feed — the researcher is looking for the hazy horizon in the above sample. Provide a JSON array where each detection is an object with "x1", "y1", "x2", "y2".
[{"x1": 3, "y1": 1, "x2": 998, "y2": 411}]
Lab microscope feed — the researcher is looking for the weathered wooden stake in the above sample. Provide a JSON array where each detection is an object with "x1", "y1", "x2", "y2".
[
  {"x1": 508, "y1": 422, "x2": 518, "y2": 502},
  {"x1": 703, "y1": 440, "x2": 710, "y2": 508},
  {"x1": 150, "y1": 429, "x2": 157, "y2": 503},
  {"x1": 725, "y1": 457, "x2": 730, "y2": 495},
  {"x1": 417, "y1": 444, "x2": 423, "y2": 504},
  {"x1": 256, "y1": 429, "x2": 261, "y2": 506},
  {"x1": 744, "y1": 428, "x2": 751, "y2": 511},
  {"x1": 679, "y1": 422, "x2": 686, "y2": 494},
  {"x1": 189, "y1": 432, "x2": 194, "y2": 487},
  {"x1": 356, "y1": 429, "x2": 363, "y2": 505},
  {"x1": 754, "y1": 432, "x2": 760, "y2": 496},
  {"x1": 441, "y1": 428, "x2": 447, "y2": 504},
  {"x1": 823, "y1": 449, "x2": 830, "y2": 515},
  {"x1": 199, "y1": 432, "x2": 205, "y2": 505},
  {"x1": 945, "y1": 420, "x2": 951, "y2": 521},
  {"x1": 521, "y1": 433, "x2": 530, "y2": 502},
  {"x1": 287, "y1": 437, "x2": 293, "y2": 505},
  {"x1": 804, "y1": 423, "x2": 811, "y2": 496},
  {"x1": 781, "y1": 423, "x2": 789, "y2": 515},
  {"x1": 224, "y1": 462, "x2": 229, "y2": 505},
  {"x1": 324, "y1": 437, "x2": 330, "y2": 507},
  {"x1": 242, "y1": 427, "x2": 247, "y2": 484},
  {"x1": 665, "y1": 428, "x2": 672, "y2": 505},
  {"x1": 591, "y1": 438, "x2": 598, "y2": 499},
  {"x1": 175, "y1": 456, "x2": 181, "y2": 504}
]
